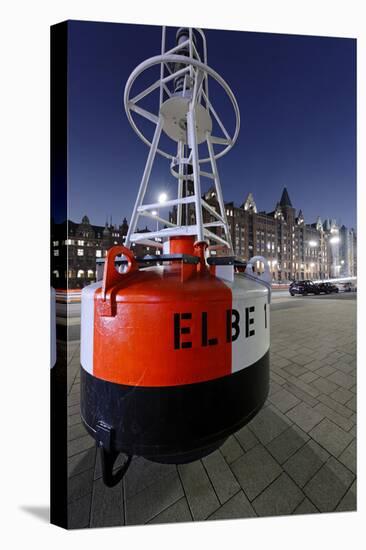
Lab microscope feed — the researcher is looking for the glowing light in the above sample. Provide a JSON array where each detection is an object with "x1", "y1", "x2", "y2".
[
  {"x1": 310, "y1": 263, "x2": 315, "y2": 268},
  {"x1": 340, "y1": 260, "x2": 345, "y2": 265},
  {"x1": 330, "y1": 236, "x2": 340, "y2": 244},
  {"x1": 158, "y1": 192, "x2": 168, "y2": 204},
  {"x1": 309, "y1": 240, "x2": 317, "y2": 247},
  {"x1": 151, "y1": 210, "x2": 158, "y2": 216}
]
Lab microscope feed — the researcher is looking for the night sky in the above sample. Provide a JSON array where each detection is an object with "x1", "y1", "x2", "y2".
[{"x1": 65, "y1": 20, "x2": 356, "y2": 230}]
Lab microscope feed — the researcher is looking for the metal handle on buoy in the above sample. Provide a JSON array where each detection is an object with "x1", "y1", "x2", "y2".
[
  {"x1": 245, "y1": 256, "x2": 272, "y2": 303},
  {"x1": 99, "y1": 246, "x2": 138, "y2": 317},
  {"x1": 102, "y1": 245, "x2": 138, "y2": 300}
]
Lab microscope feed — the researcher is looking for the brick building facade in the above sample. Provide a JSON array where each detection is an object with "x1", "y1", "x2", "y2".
[{"x1": 51, "y1": 187, "x2": 356, "y2": 288}]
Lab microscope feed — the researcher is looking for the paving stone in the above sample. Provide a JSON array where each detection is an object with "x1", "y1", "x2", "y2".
[
  {"x1": 293, "y1": 498, "x2": 318, "y2": 515},
  {"x1": 336, "y1": 491, "x2": 356, "y2": 512},
  {"x1": 68, "y1": 447, "x2": 96, "y2": 478},
  {"x1": 299, "y1": 371, "x2": 319, "y2": 384},
  {"x1": 334, "y1": 361, "x2": 354, "y2": 374},
  {"x1": 286, "y1": 402, "x2": 324, "y2": 433},
  {"x1": 312, "y1": 377, "x2": 339, "y2": 395},
  {"x1": 266, "y1": 425, "x2": 309, "y2": 464},
  {"x1": 282, "y1": 382, "x2": 318, "y2": 407},
  {"x1": 268, "y1": 380, "x2": 282, "y2": 397},
  {"x1": 277, "y1": 348, "x2": 299, "y2": 360},
  {"x1": 68, "y1": 413, "x2": 83, "y2": 427},
  {"x1": 313, "y1": 402, "x2": 354, "y2": 432},
  {"x1": 148, "y1": 497, "x2": 192, "y2": 524},
  {"x1": 69, "y1": 383, "x2": 80, "y2": 396},
  {"x1": 252, "y1": 473, "x2": 304, "y2": 517},
  {"x1": 268, "y1": 388, "x2": 300, "y2": 413},
  {"x1": 317, "y1": 394, "x2": 354, "y2": 418},
  {"x1": 346, "y1": 395, "x2": 356, "y2": 413},
  {"x1": 202, "y1": 450, "x2": 240, "y2": 504},
  {"x1": 219, "y1": 436, "x2": 244, "y2": 464},
  {"x1": 68, "y1": 422, "x2": 88, "y2": 441},
  {"x1": 309, "y1": 418, "x2": 354, "y2": 457},
  {"x1": 208, "y1": 491, "x2": 256, "y2": 520},
  {"x1": 67, "y1": 392, "x2": 80, "y2": 407},
  {"x1": 125, "y1": 471, "x2": 184, "y2": 525},
  {"x1": 331, "y1": 382, "x2": 354, "y2": 400},
  {"x1": 68, "y1": 404, "x2": 80, "y2": 416},
  {"x1": 338, "y1": 439, "x2": 356, "y2": 474},
  {"x1": 305, "y1": 359, "x2": 327, "y2": 371},
  {"x1": 235, "y1": 425, "x2": 259, "y2": 451},
  {"x1": 178, "y1": 461, "x2": 219, "y2": 520},
  {"x1": 336, "y1": 480, "x2": 356, "y2": 512},
  {"x1": 122, "y1": 456, "x2": 176, "y2": 497},
  {"x1": 231, "y1": 445, "x2": 282, "y2": 501},
  {"x1": 272, "y1": 356, "x2": 292, "y2": 368},
  {"x1": 283, "y1": 364, "x2": 309, "y2": 377},
  {"x1": 304, "y1": 457, "x2": 355, "y2": 512},
  {"x1": 90, "y1": 478, "x2": 124, "y2": 527},
  {"x1": 246, "y1": 405, "x2": 291, "y2": 445},
  {"x1": 292, "y1": 354, "x2": 314, "y2": 366},
  {"x1": 68, "y1": 493, "x2": 92, "y2": 529},
  {"x1": 283, "y1": 440, "x2": 329, "y2": 488},
  {"x1": 68, "y1": 433, "x2": 95, "y2": 458},
  {"x1": 68, "y1": 468, "x2": 94, "y2": 503},
  {"x1": 286, "y1": 375, "x2": 321, "y2": 398},
  {"x1": 314, "y1": 365, "x2": 336, "y2": 378},
  {"x1": 270, "y1": 372, "x2": 287, "y2": 386},
  {"x1": 327, "y1": 371, "x2": 355, "y2": 390}
]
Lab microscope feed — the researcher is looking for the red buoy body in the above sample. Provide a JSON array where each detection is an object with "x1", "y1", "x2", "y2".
[{"x1": 80, "y1": 237, "x2": 270, "y2": 466}]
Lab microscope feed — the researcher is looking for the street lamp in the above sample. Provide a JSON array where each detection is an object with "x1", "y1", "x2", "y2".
[{"x1": 158, "y1": 192, "x2": 168, "y2": 204}]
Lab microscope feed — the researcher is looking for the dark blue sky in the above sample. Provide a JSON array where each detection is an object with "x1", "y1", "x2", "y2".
[{"x1": 66, "y1": 20, "x2": 356, "y2": 230}]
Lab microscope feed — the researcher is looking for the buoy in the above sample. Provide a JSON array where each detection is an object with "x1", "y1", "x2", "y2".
[{"x1": 80, "y1": 26, "x2": 270, "y2": 487}]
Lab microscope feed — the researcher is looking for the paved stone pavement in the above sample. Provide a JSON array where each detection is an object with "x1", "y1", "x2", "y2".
[{"x1": 66, "y1": 293, "x2": 356, "y2": 528}]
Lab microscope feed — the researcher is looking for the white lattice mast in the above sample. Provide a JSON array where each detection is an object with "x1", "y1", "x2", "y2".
[{"x1": 124, "y1": 26, "x2": 240, "y2": 253}]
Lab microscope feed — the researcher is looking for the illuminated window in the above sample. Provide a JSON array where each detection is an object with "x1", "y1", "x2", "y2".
[
  {"x1": 77, "y1": 270, "x2": 85, "y2": 278},
  {"x1": 87, "y1": 269, "x2": 94, "y2": 278},
  {"x1": 65, "y1": 239, "x2": 74, "y2": 245},
  {"x1": 96, "y1": 250, "x2": 102, "y2": 257},
  {"x1": 78, "y1": 240, "x2": 84, "y2": 246},
  {"x1": 53, "y1": 240, "x2": 59, "y2": 247},
  {"x1": 53, "y1": 249, "x2": 59, "y2": 256},
  {"x1": 77, "y1": 249, "x2": 84, "y2": 256}
]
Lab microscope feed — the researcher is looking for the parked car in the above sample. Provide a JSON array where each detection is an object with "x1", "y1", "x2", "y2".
[
  {"x1": 289, "y1": 280, "x2": 320, "y2": 296},
  {"x1": 341, "y1": 282, "x2": 354, "y2": 292},
  {"x1": 317, "y1": 282, "x2": 339, "y2": 294}
]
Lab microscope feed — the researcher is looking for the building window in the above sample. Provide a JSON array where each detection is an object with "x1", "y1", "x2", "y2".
[
  {"x1": 77, "y1": 249, "x2": 84, "y2": 256},
  {"x1": 78, "y1": 240, "x2": 84, "y2": 246},
  {"x1": 53, "y1": 240, "x2": 59, "y2": 247},
  {"x1": 77, "y1": 270, "x2": 85, "y2": 278},
  {"x1": 65, "y1": 239, "x2": 74, "y2": 245},
  {"x1": 87, "y1": 269, "x2": 94, "y2": 278},
  {"x1": 53, "y1": 249, "x2": 59, "y2": 256},
  {"x1": 96, "y1": 250, "x2": 102, "y2": 258},
  {"x1": 52, "y1": 270, "x2": 59, "y2": 278}
]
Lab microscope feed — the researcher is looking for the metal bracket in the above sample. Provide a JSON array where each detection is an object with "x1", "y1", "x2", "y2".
[{"x1": 96, "y1": 421, "x2": 132, "y2": 488}]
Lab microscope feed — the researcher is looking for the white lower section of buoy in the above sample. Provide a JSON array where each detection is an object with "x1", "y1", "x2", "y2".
[
  {"x1": 80, "y1": 281, "x2": 102, "y2": 374},
  {"x1": 225, "y1": 274, "x2": 270, "y2": 373}
]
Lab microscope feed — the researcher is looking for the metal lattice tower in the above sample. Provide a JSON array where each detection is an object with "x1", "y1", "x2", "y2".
[{"x1": 124, "y1": 26, "x2": 240, "y2": 253}]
